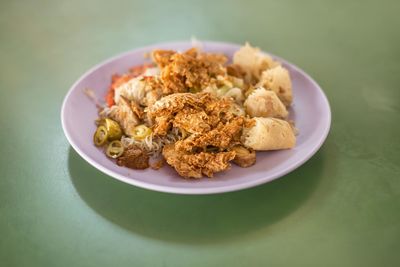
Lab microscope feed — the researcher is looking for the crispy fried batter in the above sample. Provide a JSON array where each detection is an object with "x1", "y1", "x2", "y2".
[
  {"x1": 175, "y1": 116, "x2": 244, "y2": 153},
  {"x1": 153, "y1": 115, "x2": 171, "y2": 136},
  {"x1": 150, "y1": 92, "x2": 250, "y2": 178},
  {"x1": 173, "y1": 109, "x2": 211, "y2": 134},
  {"x1": 148, "y1": 93, "x2": 246, "y2": 146},
  {"x1": 148, "y1": 93, "x2": 214, "y2": 136},
  {"x1": 153, "y1": 48, "x2": 227, "y2": 94},
  {"x1": 162, "y1": 144, "x2": 236, "y2": 178},
  {"x1": 152, "y1": 50, "x2": 176, "y2": 68}
]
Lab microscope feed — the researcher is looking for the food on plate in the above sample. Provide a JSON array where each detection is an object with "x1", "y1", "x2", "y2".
[
  {"x1": 244, "y1": 87, "x2": 288, "y2": 118},
  {"x1": 257, "y1": 65, "x2": 293, "y2": 106},
  {"x1": 91, "y1": 43, "x2": 297, "y2": 178},
  {"x1": 241, "y1": 117, "x2": 296, "y2": 150}
]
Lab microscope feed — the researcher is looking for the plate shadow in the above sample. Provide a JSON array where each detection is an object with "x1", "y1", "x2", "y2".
[{"x1": 68, "y1": 147, "x2": 327, "y2": 244}]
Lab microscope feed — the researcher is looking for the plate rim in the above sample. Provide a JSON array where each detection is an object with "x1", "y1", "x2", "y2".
[{"x1": 61, "y1": 40, "x2": 331, "y2": 195}]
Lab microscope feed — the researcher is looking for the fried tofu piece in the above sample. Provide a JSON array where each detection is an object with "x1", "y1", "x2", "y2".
[
  {"x1": 148, "y1": 92, "x2": 216, "y2": 136},
  {"x1": 233, "y1": 43, "x2": 279, "y2": 83},
  {"x1": 152, "y1": 50, "x2": 176, "y2": 68},
  {"x1": 242, "y1": 117, "x2": 296, "y2": 150},
  {"x1": 244, "y1": 87, "x2": 288, "y2": 118},
  {"x1": 257, "y1": 65, "x2": 293, "y2": 106}
]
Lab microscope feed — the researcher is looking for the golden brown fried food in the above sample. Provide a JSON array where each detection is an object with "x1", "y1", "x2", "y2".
[
  {"x1": 173, "y1": 109, "x2": 211, "y2": 134},
  {"x1": 152, "y1": 50, "x2": 176, "y2": 68},
  {"x1": 98, "y1": 44, "x2": 297, "y2": 179},
  {"x1": 175, "y1": 116, "x2": 245, "y2": 153},
  {"x1": 151, "y1": 92, "x2": 251, "y2": 178},
  {"x1": 149, "y1": 92, "x2": 247, "y2": 151},
  {"x1": 162, "y1": 144, "x2": 236, "y2": 178},
  {"x1": 152, "y1": 115, "x2": 171, "y2": 136},
  {"x1": 232, "y1": 145, "x2": 256, "y2": 167},
  {"x1": 148, "y1": 92, "x2": 214, "y2": 136},
  {"x1": 152, "y1": 48, "x2": 227, "y2": 94}
]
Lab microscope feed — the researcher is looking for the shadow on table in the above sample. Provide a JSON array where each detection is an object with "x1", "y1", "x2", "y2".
[{"x1": 68, "y1": 147, "x2": 327, "y2": 244}]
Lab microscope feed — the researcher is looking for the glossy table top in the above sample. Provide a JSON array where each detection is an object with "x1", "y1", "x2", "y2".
[{"x1": 1, "y1": 1, "x2": 399, "y2": 266}]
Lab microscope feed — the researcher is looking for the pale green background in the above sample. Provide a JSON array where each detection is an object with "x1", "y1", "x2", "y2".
[{"x1": 1, "y1": 0, "x2": 399, "y2": 266}]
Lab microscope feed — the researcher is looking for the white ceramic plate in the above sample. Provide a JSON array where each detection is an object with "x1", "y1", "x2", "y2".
[{"x1": 61, "y1": 41, "x2": 331, "y2": 194}]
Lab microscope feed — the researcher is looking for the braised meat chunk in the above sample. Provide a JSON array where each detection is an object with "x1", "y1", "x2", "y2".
[{"x1": 117, "y1": 145, "x2": 149, "y2": 169}]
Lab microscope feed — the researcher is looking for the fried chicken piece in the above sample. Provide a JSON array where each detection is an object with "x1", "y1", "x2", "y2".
[
  {"x1": 150, "y1": 92, "x2": 247, "y2": 152},
  {"x1": 148, "y1": 93, "x2": 215, "y2": 136},
  {"x1": 173, "y1": 109, "x2": 211, "y2": 134},
  {"x1": 162, "y1": 144, "x2": 236, "y2": 178},
  {"x1": 117, "y1": 145, "x2": 149, "y2": 169},
  {"x1": 153, "y1": 48, "x2": 228, "y2": 94},
  {"x1": 152, "y1": 50, "x2": 176, "y2": 68},
  {"x1": 204, "y1": 97, "x2": 235, "y2": 123},
  {"x1": 241, "y1": 117, "x2": 296, "y2": 150},
  {"x1": 152, "y1": 115, "x2": 171, "y2": 136},
  {"x1": 231, "y1": 145, "x2": 256, "y2": 167},
  {"x1": 174, "y1": 116, "x2": 245, "y2": 153}
]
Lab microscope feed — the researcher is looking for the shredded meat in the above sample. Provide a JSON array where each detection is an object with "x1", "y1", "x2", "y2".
[
  {"x1": 162, "y1": 144, "x2": 236, "y2": 178},
  {"x1": 117, "y1": 145, "x2": 149, "y2": 169},
  {"x1": 152, "y1": 115, "x2": 171, "y2": 136}
]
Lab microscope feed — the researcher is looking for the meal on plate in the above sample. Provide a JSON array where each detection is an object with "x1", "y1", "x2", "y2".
[{"x1": 91, "y1": 43, "x2": 297, "y2": 178}]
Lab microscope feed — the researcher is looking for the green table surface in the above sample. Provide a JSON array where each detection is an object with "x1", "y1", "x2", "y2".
[{"x1": 1, "y1": 0, "x2": 399, "y2": 266}]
